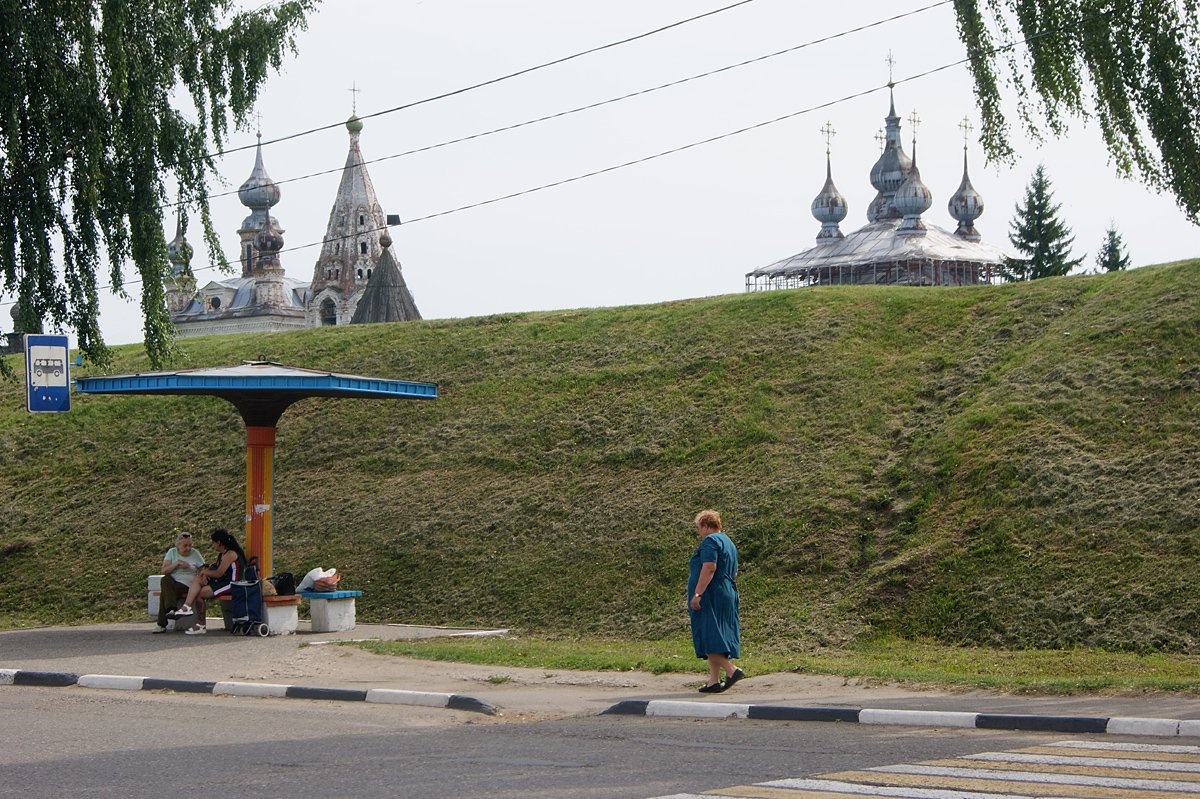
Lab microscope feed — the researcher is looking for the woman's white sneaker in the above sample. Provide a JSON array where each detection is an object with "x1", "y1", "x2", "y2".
[{"x1": 184, "y1": 625, "x2": 206, "y2": 635}]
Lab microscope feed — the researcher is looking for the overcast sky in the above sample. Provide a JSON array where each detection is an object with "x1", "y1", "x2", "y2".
[{"x1": 81, "y1": 0, "x2": 1200, "y2": 345}]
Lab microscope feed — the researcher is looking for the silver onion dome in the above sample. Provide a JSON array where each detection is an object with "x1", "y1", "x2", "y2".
[
  {"x1": 166, "y1": 217, "x2": 193, "y2": 275},
  {"x1": 237, "y1": 135, "x2": 281, "y2": 210},
  {"x1": 811, "y1": 153, "x2": 848, "y2": 242},
  {"x1": 254, "y1": 217, "x2": 285, "y2": 256},
  {"x1": 948, "y1": 146, "x2": 985, "y2": 241},
  {"x1": 867, "y1": 90, "x2": 912, "y2": 222},
  {"x1": 894, "y1": 140, "x2": 932, "y2": 235}
]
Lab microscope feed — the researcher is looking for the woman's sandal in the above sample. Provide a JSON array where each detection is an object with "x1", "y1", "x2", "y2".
[
  {"x1": 698, "y1": 682, "x2": 725, "y2": 693},
  {"x1": 166, "y1": 604, "x2": 193, "y2": 619}
]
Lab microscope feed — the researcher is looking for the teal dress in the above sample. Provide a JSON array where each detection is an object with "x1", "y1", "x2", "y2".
[{"x1": 687, "y1": 532, "x2": 740, "y2": 659}]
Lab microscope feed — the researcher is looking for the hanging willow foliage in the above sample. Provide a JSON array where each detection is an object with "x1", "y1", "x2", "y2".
[
  {"x1": 0, "y1": 0, "x2": 315, "y2": 370},
  {"x1": 952, "y1": 0, "x2": 1200, "y2": 222}
]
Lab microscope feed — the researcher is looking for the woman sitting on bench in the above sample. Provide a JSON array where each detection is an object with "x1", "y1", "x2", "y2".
[{"x1": 169, "y1": 528, "x2": 247, "y2": 635}]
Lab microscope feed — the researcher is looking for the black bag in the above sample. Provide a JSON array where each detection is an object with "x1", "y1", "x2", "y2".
[{"x1": 269, "y1": 572, "x2": 296, "y2": 595}]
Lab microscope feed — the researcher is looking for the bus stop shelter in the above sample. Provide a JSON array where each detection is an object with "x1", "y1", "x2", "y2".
[{"x1": 76, "y1": 361, "x2": 437, "y2": 577}]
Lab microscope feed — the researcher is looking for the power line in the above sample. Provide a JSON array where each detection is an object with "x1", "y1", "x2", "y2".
[
  {"x1": 167, "y1": 0, "x2": 764, "y2": 167},
  {"x1": 0, "y1": 12, "x2": 1111, "y2": 308},
  {"x1": 174, "y1": 0, "x2": 953, "y2": 212},
  {"x1": 17, "y1": 72, "x2": 998, "y2": 300}
]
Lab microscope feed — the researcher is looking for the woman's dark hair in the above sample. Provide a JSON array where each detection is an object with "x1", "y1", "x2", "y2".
[{"x1": 210, "y1": 528, "x2": 247, "y2": 562}]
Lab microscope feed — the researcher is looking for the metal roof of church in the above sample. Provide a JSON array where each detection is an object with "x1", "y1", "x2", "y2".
[
  {"x1": 177, "y1": 276, "x2": 309, "y2": 318},
  {"x1": 350, "y1": 234, "x2": 421, "y2": 324},
  {"x1": 748, "y1": 217, "x2": 1008, "y2": 279}
]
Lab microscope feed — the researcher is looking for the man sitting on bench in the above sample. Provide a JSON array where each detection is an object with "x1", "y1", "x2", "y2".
[{"x1": 154, "y1": 532, "x2": 205, "y2": 633}]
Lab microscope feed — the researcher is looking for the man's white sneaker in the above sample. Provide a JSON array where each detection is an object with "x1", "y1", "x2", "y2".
[
  {"x1": 152, "y1": 625, "x2": 168, "y2": 634},
  {"x1": 184, "y1": 625, "x2": 207, "y2": 635}
]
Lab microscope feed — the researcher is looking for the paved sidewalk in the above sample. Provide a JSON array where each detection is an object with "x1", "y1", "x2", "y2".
[{"x1": 2, "y1": 621, "x2": 1199, "y2": 730}]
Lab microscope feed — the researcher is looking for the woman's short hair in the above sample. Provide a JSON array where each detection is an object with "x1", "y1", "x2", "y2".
[
  {"x1": 694, "y1": 509, "x2": 722, "y2": 530},
  {"x1": 175, "y1": 532, "x2": 192, "y2": 543}
]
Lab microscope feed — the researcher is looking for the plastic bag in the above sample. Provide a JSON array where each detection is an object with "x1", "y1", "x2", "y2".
[{"x1": 297, "y1": 567, "x2": 337, "y2": 592}]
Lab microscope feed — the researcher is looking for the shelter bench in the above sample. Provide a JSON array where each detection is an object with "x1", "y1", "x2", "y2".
[
  {"x1": 147, "y1": 575, "x2": 299, "y2": 634},
  {"x1": 298, "y1": 590, "x2": 363, "y2": 633}
]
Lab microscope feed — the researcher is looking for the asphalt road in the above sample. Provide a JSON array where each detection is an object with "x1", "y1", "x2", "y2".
[{"x1": 1, "y1": 687, "x2": 1084, "y2": 799}]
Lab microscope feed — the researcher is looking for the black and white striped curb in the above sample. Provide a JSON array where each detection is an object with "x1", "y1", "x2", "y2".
[
  {"x1": 602, "y1": 700, "x2": 1200, "y2": 738},
  {"x1": 0, "y1": 668, "x2": 495, "y2": 715}
]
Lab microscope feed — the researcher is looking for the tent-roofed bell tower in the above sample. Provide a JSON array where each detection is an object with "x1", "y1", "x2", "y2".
[{"x1": 306, "y1": 114, "x2": 389, "y2": 326}]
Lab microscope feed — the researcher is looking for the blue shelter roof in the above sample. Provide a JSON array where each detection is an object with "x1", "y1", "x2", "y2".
[{"x1": 76, "y1": 361, "x2": 436, "y2": 426}]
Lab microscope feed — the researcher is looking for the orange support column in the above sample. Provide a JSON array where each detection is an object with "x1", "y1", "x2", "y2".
[{"x1": 245, "y1": 425, "x2": 276, "y2": 578}]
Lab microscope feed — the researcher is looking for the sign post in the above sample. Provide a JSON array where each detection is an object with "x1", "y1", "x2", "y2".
[{"x1": 24, "y1": 334, "x2": 71, "y2": 413}]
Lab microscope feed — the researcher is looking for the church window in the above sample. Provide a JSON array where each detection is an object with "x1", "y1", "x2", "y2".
[
  {"x1": 320, "y1": 298, "x2": 337, "y2": 326},
  {"x1": 245, "y1": 244, "x2": 252, "y2": 264},
  {"x1": 360, "y1": 242, "x2": 367, "y2": 255},
  {"x1": 367, "y1": 268, "x2": 372, "y2": 279},
  {"x1": 358, "y1": 214, "x2": 365, "y2": 226},
  {"x1": 210, "y1": 296, "x2": 221, "y2": 310},
  {"x1": 336, "y1": 243, "x2": 341, "y2": 255},
  {"x1": 357, "y1": 268, "x2": 363, "y2": 279},
  {"x1": 335, "y1": 269, "x2": 340, "y2": 279}
]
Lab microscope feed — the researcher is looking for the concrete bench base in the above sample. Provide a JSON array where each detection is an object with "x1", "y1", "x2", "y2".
[
  {"x1": 298, "y1": 590, "x2": 362, "y2": 633},
  {"x1": 263, "y1": 595, "x2": 300, "y2": 635}
]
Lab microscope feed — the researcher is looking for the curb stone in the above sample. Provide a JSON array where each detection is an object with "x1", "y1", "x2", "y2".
[
  {"x1": 0, "y1": 668, "x2": 496, "y2": 715},
  {"x1": 601, "y1": 700, "x2": 1200, "y2": 738}
]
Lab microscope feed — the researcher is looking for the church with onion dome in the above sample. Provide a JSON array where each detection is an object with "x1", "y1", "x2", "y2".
[
  {"x1": 745, "y1": 89, "x2": 1006, "y2": 291},
  {"x1": 165, "y1": 114, "x2": 421, "y2": 339}
]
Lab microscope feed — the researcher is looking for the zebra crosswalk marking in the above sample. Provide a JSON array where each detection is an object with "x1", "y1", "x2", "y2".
[
  {"x1": 813, "y1": 768, "x2": 1200, "y2": 798},
  {"x1": 923, "y1": 755, "x2": 1200, "y2": 782},
  {"x1": 643, "y1": 739, "x2": 1200, "y2": 799},
  {"x1": 870, "y1": 763, "x2": 1200, "y2": 793},
  {"x1": 708, "y1": 784, "x2": 1041, "y2": 798},
  {"x1": 1047, "y1": 741, "x2": 1200, "y2": 756},
  {"x1": 1018, "y1": 744, "x2": 1200, "y2": 764},
  {"x1": 958, "y1": 751, "x2": 1200, "y2": 773}
]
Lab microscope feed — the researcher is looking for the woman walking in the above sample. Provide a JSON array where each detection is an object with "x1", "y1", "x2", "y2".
[{"x1": 687, "y1": 509, "x2": 744, "y2": 693}]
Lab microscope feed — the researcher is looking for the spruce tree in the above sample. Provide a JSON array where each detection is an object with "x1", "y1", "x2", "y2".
[
  {"x1": 1095, "y1": 224, "x2": 1132, "y2": 272},
  {"x1": 1003, "y1": 165, "x2": 1083, "y2": 281}
]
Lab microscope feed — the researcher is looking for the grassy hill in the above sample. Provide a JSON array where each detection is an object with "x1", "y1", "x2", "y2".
[{"x1": 2, "y1": 262, "x2": 1198, "y2": 654}]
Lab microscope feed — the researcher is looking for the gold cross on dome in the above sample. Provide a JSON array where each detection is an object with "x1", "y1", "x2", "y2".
[
  {"x1": 875, "y1": 128, "x2": 886, "y2": 151},
  {"x1": 886, "y1": 50, "x2": 897, "y2": 85},
  {"x1": 907, "y1": 110, "x2": 922, "y2": 133},
  {"x1": 820, "y1": 121, "x2": 836, "y2": 153},
  {"x1": 959, "y1": 115, "x2": 975, "y2": 145},
  {"x1": 349, "y1": 81, "x2": 361, "y2": 114}
]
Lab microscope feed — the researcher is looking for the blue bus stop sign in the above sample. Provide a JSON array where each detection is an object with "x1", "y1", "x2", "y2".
[{"x1": 25, "y1": 334, "x2": 71, "y2": 413}]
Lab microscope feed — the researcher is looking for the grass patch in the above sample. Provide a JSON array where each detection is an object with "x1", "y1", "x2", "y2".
[
  {"x1": 353, "y1": 634, "x2": 1200, "y2": 694},
  {"x1": 2, "y1": 262, "x2": 1198, "y2": 656}
]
